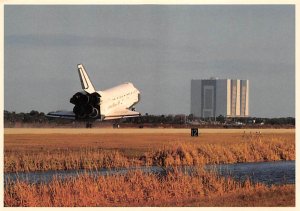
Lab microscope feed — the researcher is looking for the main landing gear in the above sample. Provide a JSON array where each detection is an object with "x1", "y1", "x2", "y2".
[
  {"x1": 112, "y1": 123, "x2": 120, "y2": 128},
  {"x1": 86, "y1": 122, "x2": 93, "y2": 128},
  {"x1": 112, "y1": 119, "x2": 123, "y2": 128}
]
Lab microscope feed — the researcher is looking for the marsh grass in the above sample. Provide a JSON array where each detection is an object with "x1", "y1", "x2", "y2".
[
  {"x1": 5, "y1": 134, "x2": 295, "y2": 172},
  {"x1": 4, "y1": 167, "x2": 295, "y2": 207},
  {"x1": 4, "y1": 149, "x2": 140, "y2": 172},
  {"x1": 140, "y1": 135, "x2": 295, "y2": 167}
]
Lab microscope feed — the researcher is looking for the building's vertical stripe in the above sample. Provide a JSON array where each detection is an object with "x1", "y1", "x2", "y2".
[
  {"x1": 236, "y1": 80, "x2": 241, "y2": 116},
  {"x1": 190, "y1": 81, "x2": 193, "y2": 116},
  {"x1": 213, "y1": 80, "x2": 216, "y2": 118},
  {"x1": 191, "y1": 80, "x2": 202, "y2": 117},
  {"x1": 231, "y1": 80, "x2": 236, "y2": 117},
  {"x1": 240, "y1": 80, "x2": 244, "y2": 116},
  {"x1": 227, "y1": 79, "x2": 231, "y2": 117},
  {"x1": 201, "y1": 81, "x2": 204, "y2": 117},
  {"x1": 245, "y1": 80, "x2": 249, "y2": 116}
]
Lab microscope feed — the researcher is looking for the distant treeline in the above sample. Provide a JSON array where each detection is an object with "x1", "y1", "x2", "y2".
[
  {"x1": 4, "y1": 110, "x2": 48, "y2": 124},
  {"x1": 4, "y1": 110, "x2": 295, "y2": 128},
  {"x1": 126, "y1": 113, "x2": 295, "y2": 127}
]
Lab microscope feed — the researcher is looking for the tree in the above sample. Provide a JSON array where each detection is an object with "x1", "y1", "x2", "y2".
[{"x1": 216, "y1": 115, "x2": 225, "y2": 123}]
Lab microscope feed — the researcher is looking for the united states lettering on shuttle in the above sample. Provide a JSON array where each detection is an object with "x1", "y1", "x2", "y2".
[{"x1": 47, "y1": 64, "x2": 141, "y2": 121}]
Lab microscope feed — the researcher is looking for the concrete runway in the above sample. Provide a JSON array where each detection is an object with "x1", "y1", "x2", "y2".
[{"x1": 4, "y1": 128, "x2": 295, "y2": 135}]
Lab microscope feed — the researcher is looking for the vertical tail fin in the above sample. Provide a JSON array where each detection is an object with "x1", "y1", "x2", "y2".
[{"x1": 77, "y1": 64, "x2": 96, "y2": 94}]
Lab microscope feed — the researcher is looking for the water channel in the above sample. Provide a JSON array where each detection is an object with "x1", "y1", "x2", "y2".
[{"x1": 4, "y1": 160, "x2": 295, "y2": 185}]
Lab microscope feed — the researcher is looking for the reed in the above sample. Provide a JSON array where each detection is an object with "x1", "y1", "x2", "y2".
[
  {"x1": 146, "y1": 135, "x2": 295, "y2": 167},
  {"x1": 4, "y1": 168, "x2": 295, "y2": 207},
  {"x1": 4, "y1": 149, "x2": 140, "y2": 172},
  {"x1": 5, "y1": 134, "x2": 295, "y2": 172}
]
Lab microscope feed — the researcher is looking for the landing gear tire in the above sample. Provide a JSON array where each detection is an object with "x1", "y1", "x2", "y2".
[{"x1": 113, "y1": 123, "x2": 120, "y2": 128}]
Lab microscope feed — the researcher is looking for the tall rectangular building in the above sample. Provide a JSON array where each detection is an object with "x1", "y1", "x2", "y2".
[{"x1": 191, "y1": 79, "x2": 249, "y2": 118}]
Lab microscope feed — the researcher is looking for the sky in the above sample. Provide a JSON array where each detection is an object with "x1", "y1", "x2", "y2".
[{"x1": 4, "y1": 5, "x2": 295, "y2": 117}]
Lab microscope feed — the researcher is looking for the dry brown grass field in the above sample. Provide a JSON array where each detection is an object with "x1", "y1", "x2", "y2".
[{"x1": 4, "y1": 128, "x2": 295, "y2": 172}]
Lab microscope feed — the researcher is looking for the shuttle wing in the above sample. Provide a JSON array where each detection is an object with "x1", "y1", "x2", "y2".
[
  {"x1": 46, "y1": 111, "x2": 76, "y2": 119},
  {"x1": 103, "y1": 108, "x2": 141, "y2": 120},
  {"x1": 47, "y1": 109, "x2": 140, "y2": 121}
]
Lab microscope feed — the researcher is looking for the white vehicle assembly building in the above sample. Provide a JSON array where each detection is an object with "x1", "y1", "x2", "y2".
[{"x1": 191, "y1": 78, "x2": 249, "y2": 118}]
